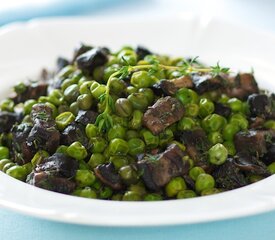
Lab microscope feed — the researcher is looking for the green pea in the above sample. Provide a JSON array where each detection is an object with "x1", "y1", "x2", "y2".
[
  {"x1": 195, "y1": 173, "x2": 215, "y2": 193},
  {"x1": 69, "y1": 102, "x2": 79, "y2": 116},
  {"x1": 103, "y1": 64, "x2": 120, "y2": 82},
  {"x1": 64, "y1": 84, "x2": 79, "y2": 103},
  {"x1": 109, "y1": 77, "x2": 126, "y2": 95},
  {"x1": 230, "y1": 113, "x2": 248, "y2": 130},
  {"x1": 99, "y1": 186, "x2": 113, "y2": 199},
  {"x1": 77, "y1": 94, "x2": 93, "y2": 110},
  {"x1": 264, "y1": 120, "x2": 275, "y2": 130},
  {"x1": 122, "y1": 191, "x2": 142, "y2": 201},
  {"x1": 177, "y1": 117, "x2": 197, "y2": 131},
  {"x1": 202, "y1": 114, "x2": 227, "y2": 132},
  {"x1": 130, "y1": 71, "x2": 153, "y2": 88},
  {"x1": 112, "y1": 194, "x2": 123, "y2": 201},
  {"x1": 138, "y1": 88, "x2": 155, "y2": 105},
  {"x1": 199, "y1": 98, "x2": 214, "y2": 118},
  {"x1": 268, "y1": 162, "x2": 275, "y2": 174},
  {"x1": 85, "y1": 124, "x2": 99, "y2": 139},
  {"x1": 108, "y1": 125, "x2": 126, "y2": 141},
  {"x1": 223, "y1": 141, "x2": 236, "y2": 156},
  {"x1": 128, "y1": 93, "x2": 149, "y2": 111},
  {"x1": 208, "y1": 143, "x2": 228, "y2": 165},
  {"x1": 67, "y1": 142, "x2": 88, "y2": 160},
  {"x1": 201, "y1": 188, "x2": 220, "y2": 196},
  {"x1": 128, "y1": 138, "x2": 145, "y2": 156},
  {"x1": 78, "y1": 160, "x2": 90, "y2": 170},
  {"x1": 88, "y1": 153, "x2": 105, "y2": 168},
  {"x1": 48, "y1": 89, "x2": 63, "y2": 106},
  {"x1": 77, "y1": 76, "x2": 89, "y2": 87},
  {"x1": 6, "y1": 165, "x2": 27, "y2": 181},
  {"x1": 58, "y1": 104, "x2": 70, "y2": 114},
  {"x1": 75, "y1": 169, "x2": 96, "y2": 187},
  {"x1": 31, "y1": 150, "x2": 49, "y2": 166},
  {"x1": 0, "y1": 159, "x2": 11, "y2": 171},
  {"x1": 73, "y1": 187, "x2": 97, "y2": 199},
  {"x1": 141, "y1": 130, "x2": 159, "y2": 149},
  {"x1": 126, "y1": 130, "x2": 140, "y2": 140},
  {"x1": 109, "y1": 138, "x2": 129, "y2": 155},
  {"x1": 115, "y1": 98, "x2": 133, "y2": 117},
  {"x1": 22, "y1": 162, "x2": 33, "y2": 175},
  {"x1": 14, "y1": 82, "x2": 27, "y2": 94},
  {"x1": 56, "y1": 145, "x2": 68, "y2": 154},
  {"x1": 38, "y1": 96, "x2": 49, "y2": 104},
  {"x1": 189, "y1": 166, "x2": 205, "y2": 181},
  {"x1": 218, "y1": 94, "x2": 229, "y2": 104},
  {"x1": 185, "y1": 103, "x2": 199, "y2": 117},
  {"x1": 249, "y1": 175, "x2": 264, "y2": 183},
  {"x1": 111, "y1": 115, "x2": 128, "y2": 128},
  {"x1": 118, "y1": 49, "x2": 137, "y2": 66},
  {"x1": 177, "y1": 190, "x2": 197, "y2": 199},
  {"x1": 0, "y1": 146, "x2": 9, "y2": 160},
  {"x1": 58, "y1": 65, "x2": 74, "y2": 78},
  {"x1": 125, "y1": 86, "x2": 138, "y2": 95},
  {"x1": 208, "y1": 131, "x2": 223, "y2": 145},
  {"x1": 176, "y1": 88, "x2": 198, "y2": 105},
  {"x1": 0, "y1": 99, "x2": 14, "y2": 112},
  {"x1": 3, "y1": 162, "x2": 16, "y2": 173},
  {"x1": 119, "y1": 165, "x2": 139, "y2": 185},
  {"x1": 91, "y1": 84, "x2": 106, "y2": 100},
  {"x1": 159, "y1": 129, "x2": 174, "y2": 147},
  {"x1": 110, "y1": 156, "x2": 129, "y2": 170},
  {"x1": 90, "y1": 137, "x2": 107, "y2": 153},
  {"x1": 45, "y1": 102, "x2": 58, "y2": 118},
  {"x1": 79, "y1": 81, "x2": 95, "y2": 95},
  {"x1": 165, "y1": 177, "x2": 187, "y2": 197},
  {"x1": 129, "y1": 110, "x2": 143, "y2": 130},
  {"x1": 129, "y1": 183, "x2": 147, "y2": 196},
  {"x1": 222, "y1": 123, "x2": 240, "y2": 141},
  {"x1": 55, "y1": 112, "x2": 75, "y2": 131},
  {"x1": 228, "y1": 98, "x2": 244, "y2": 113},
  {"x1": 144, "y1": 193, "x2": 163, "y2": 201}
]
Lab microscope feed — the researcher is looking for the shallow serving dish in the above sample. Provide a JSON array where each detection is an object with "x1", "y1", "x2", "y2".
[{"x1": 0, "y1": 17, "x2": 275, "y2": 226}]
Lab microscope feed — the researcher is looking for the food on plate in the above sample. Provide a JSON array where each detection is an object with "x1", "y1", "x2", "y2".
[{"x1": 0, "y1": 43, "x2": 274, "y2": 201}]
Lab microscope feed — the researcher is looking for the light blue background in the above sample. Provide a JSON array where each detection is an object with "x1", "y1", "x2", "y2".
[{"x1": 1, "y1": 1, "x2": 275, "y2": 239}]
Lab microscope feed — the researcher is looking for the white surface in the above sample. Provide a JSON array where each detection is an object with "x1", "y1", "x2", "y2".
[{"x1": 0, "y1": 17, "x2": 275, "y2": 226}]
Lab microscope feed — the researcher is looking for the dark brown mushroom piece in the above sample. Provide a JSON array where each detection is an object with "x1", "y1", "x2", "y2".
[
  {"x1": 142, "y1": 96, "x2": 184, "y2": 135},
  {"x1": 30, "y1": 103, "x2": 53, "y2": 123},
  {"x1": 247, "y1": 94, "x2": 275, "y2": 119},
  {"x1": 234, "y1": 152, "x2": 270, "y2": 177},
  {"x1": 27, "y1": 171, "x2": 76, "y2": 194},
  {"x1": 214, "y1": 102, "x2": 232, "y2": 118},
  {"x1": 137, "y1": 144, "x2": 189, "y2": 191},
  {"x1": 234, "y1": 130, "x2": 275, "y2": 156},
  {"x1": 56, "y1": 57, "x2": 70, "y2": 71},
  {"x1": 27, "y1": 120, "x2": 60, "y2": 154},
  {"x1": 60, "y1": 122, "x2": 89, "y2": 149},
  {"x1": 249, "y1": 116, "x2": 265, "y2": 129},
  {"x1": 135, "y1": 45, "x2": 152, "y2": 60},
  {"x1": 11, "y1": 82, "x2": 48, "y2": 104},
  {"x1": 35, "y1": 153, "x2": 78, "y2": 178},
  {"x1": 175, "y1": 129, "x2": 211, "y2": 171},
  {"x1": 11, "y1": 123, "x2": 35, "y2": 165},
  {"x1": 191, "y1": 74, "x2": 225, "y2": 94},
  {"x1": 94, "y1": 163, "x2": 123, "y2": 190},
  {"x1": 262, "y1": 143, "x2": 275, "y2": 165},
  {"x1": 76, "y1": 47, "x2": 108, "y2": 76},
  {"x1": 0, "y1": 111, "x2": 21, "y2": 133},
  {"x1": 27, "y1": 153, "x2": 78, "y2": 194},
  {"x1": 72, "y1": 43, "x2": 93, "y2": 62},
  {"x1": 75, "y1": 110, "x2": 98, "y2": 126},
  {"x1": 212, "y1": 158, "x2": 248, "y2": 190},
  {"x1": 225, "y1": 73, "x2": 259, "y2": 100},
  {"x1": 152, "y1": 76, "x2": 193, "y2": 96}
]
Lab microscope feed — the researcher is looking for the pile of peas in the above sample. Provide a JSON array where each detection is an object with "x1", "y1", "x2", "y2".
[{"x1": 0, "y1": 45, "x2": 275, "y2": 201}]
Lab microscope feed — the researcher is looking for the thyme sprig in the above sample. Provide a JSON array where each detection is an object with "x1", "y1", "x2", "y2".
[{"x1": 95, "y1": 59, "x2": 230, "y2": 131}]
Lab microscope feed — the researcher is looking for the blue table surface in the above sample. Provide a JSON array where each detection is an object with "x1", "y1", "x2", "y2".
[{"x1": 1, "y1": 0, "x2": 275, "y2": 239}]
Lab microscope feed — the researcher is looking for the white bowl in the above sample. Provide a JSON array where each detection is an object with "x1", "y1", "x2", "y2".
[{"x1": 0, "y1": 17, "x2": 275, "y2": 226}]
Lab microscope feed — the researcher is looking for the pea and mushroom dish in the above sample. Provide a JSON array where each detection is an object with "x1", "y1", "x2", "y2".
[{"x1": 0, "y1": 44, "x2": 275, "y2": 201}]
